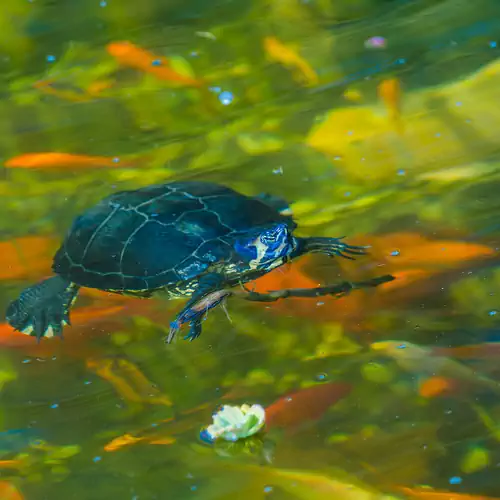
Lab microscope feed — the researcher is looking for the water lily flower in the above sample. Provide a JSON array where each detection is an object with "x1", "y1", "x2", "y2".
[{"x1": 200, "y1": 404, "x2": 266, "y2": 443}]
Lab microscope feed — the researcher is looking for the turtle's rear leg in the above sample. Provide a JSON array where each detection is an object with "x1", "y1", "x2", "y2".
[
  {"x1": 299, "y1": 236, "x2": 369, "y2": 260},
  {"x1": 6, "y1": 276, "x2": 79, "y2": 340}
]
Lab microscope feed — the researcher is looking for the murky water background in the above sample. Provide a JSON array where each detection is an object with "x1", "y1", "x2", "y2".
[{"x1": 0, "y1": 0, "x2": 500, "y2": 498}]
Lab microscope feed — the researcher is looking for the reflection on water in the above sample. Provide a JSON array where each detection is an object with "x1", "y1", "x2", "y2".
[{"x1": 1, "y1": 0, "x2": 500, "y2": 498}]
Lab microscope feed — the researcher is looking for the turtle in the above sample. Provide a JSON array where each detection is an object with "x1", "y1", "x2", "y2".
[{"x1": 5, "y1": 181, "x2": 367, "y2": 342}]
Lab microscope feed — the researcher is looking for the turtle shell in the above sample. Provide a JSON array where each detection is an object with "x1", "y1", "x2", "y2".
[{"x1": 53, "y1": 181, "x2": 295, "y2": 292}]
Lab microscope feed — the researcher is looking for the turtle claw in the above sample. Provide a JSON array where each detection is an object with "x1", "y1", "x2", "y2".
[
  {"x1": 166, "y1": 312, "x2": 204, "y2": 344},
  {"x1": 5, "y1": 277, "x2": 78, "y2": 340},
  {"x1": 304, "y1": 237, "x2": 370, "y2": 261},
  {"x1": 184, "y1": 320, "x2": 202, "y2": 342}
]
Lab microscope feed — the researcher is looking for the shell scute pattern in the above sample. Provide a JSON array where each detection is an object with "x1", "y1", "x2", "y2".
[{"x1": 53, "y1": 181, "x2": 287, "y2": 293}]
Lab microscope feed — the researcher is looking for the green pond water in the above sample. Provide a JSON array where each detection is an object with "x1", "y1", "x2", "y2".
[{"x1": 1, "y1": 0, "x2": 500, "y2": 498}]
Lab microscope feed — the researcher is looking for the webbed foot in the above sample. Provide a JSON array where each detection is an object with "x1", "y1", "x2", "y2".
[
  {"x1": 6, "y1": 277, "x2": 79, "y2": 340},
  {"x1": 184, "y1": 319, "x2": 202, "y2": 342}
]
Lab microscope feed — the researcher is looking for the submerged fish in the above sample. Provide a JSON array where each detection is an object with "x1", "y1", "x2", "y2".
[
  {"x1": 418, "y1": 376, "x2": 461, "y2": 398},
  {"x1": 0, "y1": 236, "x2": 55, "y2": 281},
  {"x1": 33, "y1": 78, "x2": 112, "y2": 103},
  {"x1": 398, "y1": 485, "x2": 500, "y2": 500},
  {"x1": 266, "y1": 382, "x2": 352, "y2": 430},
  {"x1": 86, "y1": 357, "x2": 172, "y2": 407},
  {"x1": 263, "y1": 36, "x2": 318, "y2": 86},
  {"x1": 377, "y1": 78, "x2": 403, "y2": 134},
  {"x1": 0, "y1": 481, "x2": 24, "y2": 500},
  {"x1": 371, "y1": 341, "x2": 500, "y2": 394},
  {"x1": 433, "y1": 343, "x2": 500, "y2": 360},
  {"x1": 223, "y1": 464, "x2": 399, "y2": 500},
  {"x1": 106, "y1": 41, "x2": 202, "y2": 87},
  {"x1": 5, "y1": 152, "x2": 130, "y2": 170}
]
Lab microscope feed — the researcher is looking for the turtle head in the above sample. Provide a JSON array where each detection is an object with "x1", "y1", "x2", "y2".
[{"x1": 234, "y1": 222, "x2": 295, "y2": 270}]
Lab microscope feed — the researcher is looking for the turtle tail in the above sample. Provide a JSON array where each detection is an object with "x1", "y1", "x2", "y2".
[{"x1": 6, "y1": 276, "x2": 79, "y2": 340}]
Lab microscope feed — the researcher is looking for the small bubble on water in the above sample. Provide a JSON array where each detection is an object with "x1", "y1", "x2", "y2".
[
  {"x1": 397, "y1": 169, "x2": 405, "y2": 176},
  {"x1": 99, "y1": 0, "x2": 107, "y2": 6},
  {"x1": 264, "y1": 486, "x2": 274, "y2": 494},
  {"x1": 112, "y1": 157, "x2": 120, "y2": 163},
  {"x1": 218, "y1": 91, "x2": 233, "y2": 105},
  {"x1": 390, "y1": 249, "x2": 400, "y2": 256},
  {"x1": 190, "y1": 485, "x2": 198, "y2": 492},
  {"x1": 50, "y1": 403, "x2": 59, "y2": 409}
]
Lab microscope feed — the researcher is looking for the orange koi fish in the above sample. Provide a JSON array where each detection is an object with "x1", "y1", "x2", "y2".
[
  {"x1": 103, "y1": 391, "x2": 244, "y2": 452},
  {"x1": 34, "y1": 79, "x2": 113, "y2": 103},
  {"x1": 418, "y1": 376, "x2": 461, "y2": 398},
  {"x1": 251, "y1": 232, "x2": 495, "y2": 326},
  {"x1": 347, "y1": 232, "x2": 495, "y2": 283},
  {"x1": 0, "y1": 236, "x2": 55, "y2": 281},
  {"x1": 86, "y1": 357, "x2": 172, "y2": 407},
  {"x1": 377, "y1": 78, "x2": 403, "y2": 134},
  {"x1": 104, "y1": 433, "x2": 176, "y2": 452},
  {"x1": 5, "y1": 152, "x2": 131, "y2": 170},
  {"x1": 398, "y1": 485, "x2": 500, "y2": 500},
  {"x1": 0, "y1": 481, "x2": 24, "y2": 500},
  {"x1": 70, "y1": 304, "x2": 125, "y2": 323},
  {"x1": 263, "y1": 36, "x2": 318, "y2": 87},
  {"x1": 371, "y1": 341, "x2": 500, "y2": 395},
  {"x1": 0, "y1": 304, "x2": 124, "y2": 356},
  {"x1": 433, "y1": 344, "x2": 500, "y2": 360},
  {"x1": 266, "y1": 382, "x2": 352, "y2": 430},
  {"x1": 227, "y1": 464, "x2": 396, "y2": 500},
  {"x1": 106, "y1": 41, "x2": 202, "y2": 87}
]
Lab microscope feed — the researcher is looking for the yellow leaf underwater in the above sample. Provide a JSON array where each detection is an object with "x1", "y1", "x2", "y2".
[{"x1": 306, "y1": 56, "x2": 500, "y2": 182}]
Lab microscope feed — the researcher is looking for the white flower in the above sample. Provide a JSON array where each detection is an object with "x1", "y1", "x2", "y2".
[{"x1": 202, "y1": 404, "x2": 266, "y2": 442}]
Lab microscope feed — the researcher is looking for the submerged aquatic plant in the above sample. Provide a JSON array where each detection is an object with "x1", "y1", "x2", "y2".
[{"x1": 201, "y1": 404, "x2": 266, "y2": 443}]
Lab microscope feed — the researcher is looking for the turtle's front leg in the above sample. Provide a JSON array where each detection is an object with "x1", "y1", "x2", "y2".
[
  {"x1": 297, "y1": 236, "x2": 369, "y2": 260},
  {"x1": 166, "y1": 273, "x2": 227, "y2": 344}
]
